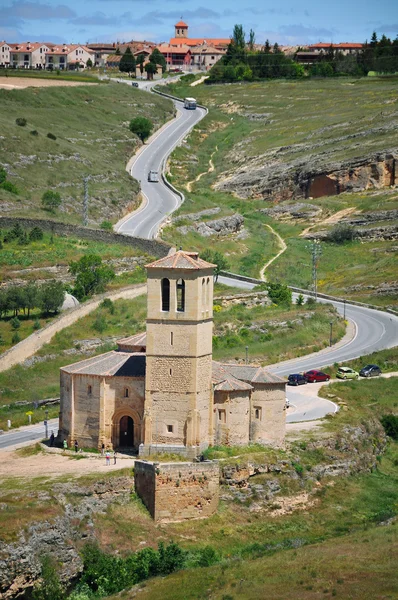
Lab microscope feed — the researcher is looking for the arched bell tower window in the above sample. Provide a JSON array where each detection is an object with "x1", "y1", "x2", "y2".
[
  {"x1": 176, "y1": 278, "x2": 185, "y2": 312},
  {"x1": 161, "y1": 278, "x2": 170, "y2": 311}
]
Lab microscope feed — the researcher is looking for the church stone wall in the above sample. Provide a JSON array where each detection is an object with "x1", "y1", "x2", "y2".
[
  {"x1": 146, "y1": 321, "x2": 213, "y2": 357},
  {"x1": 72, "y1": 374, "x2": 102, "y2": 447},
  {"x1": 250, "y1": 384, "x2": 286, "y2": 447},
  {"x1": 134, "y1": 460, "x2": 219, "y2": 522},
  {"x1": 213, "y1": 390, "x2": 251, "y2": 446}
]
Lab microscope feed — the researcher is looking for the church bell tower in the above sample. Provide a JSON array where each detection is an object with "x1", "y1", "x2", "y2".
[
  {"x1": 175, "y1": 20, "x2": 188, "y2": 39},
  {"x1": 141, "y1": 250, "x2": 215, "y2": 458}
]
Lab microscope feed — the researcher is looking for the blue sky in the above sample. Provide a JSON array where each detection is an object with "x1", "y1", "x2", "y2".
[{"x1": 1, "y1": 0, "x2": 397, "y2": 45}]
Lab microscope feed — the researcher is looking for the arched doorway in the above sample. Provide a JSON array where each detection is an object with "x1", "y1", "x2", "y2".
[{"x1": 119, "y1": 415, "x2": 134, "y2": 448}]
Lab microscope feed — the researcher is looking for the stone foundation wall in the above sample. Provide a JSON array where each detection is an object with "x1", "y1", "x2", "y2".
[{"x1": 134, "y1": 460, "x2": 219, "y2": 522}]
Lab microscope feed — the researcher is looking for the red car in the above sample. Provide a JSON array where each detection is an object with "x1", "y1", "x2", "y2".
[{"x1": 303, "y1": 369, "x2": 330, "y2": 383}]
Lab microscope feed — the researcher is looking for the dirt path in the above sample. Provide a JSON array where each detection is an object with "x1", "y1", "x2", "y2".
[
  {"x1": 260, "y1": 224, "x2": 287, "y2": 281},
  {"x1": 186, "y1": 145, "x2": 218, "y2": 192},
  {"x1": 0, "y1": 77, "x2": 97, "y2": 90},
  {"x1": 0, "y1": 284, "x2": 146, "y2": 373},
  {"x1": 190, "y1": 75, "x2": 209, "y2": 87},
  {"x1": 300, "y1": 207, "x2": 357, "y2": 237},
  {"x1": 0, "y1": 450, "x2": 136, "y2": 480}
]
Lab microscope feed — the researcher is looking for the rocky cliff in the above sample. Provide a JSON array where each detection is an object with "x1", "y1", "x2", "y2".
[{"x1": 215, "y1": 149, "x2": 398, "y2": 201}]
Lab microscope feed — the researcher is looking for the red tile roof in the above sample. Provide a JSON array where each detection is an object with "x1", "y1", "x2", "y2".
[
  {"x1": 157, "y1": 44, "x2": 190, "y2": 54},
  {"x1": 146, "y1": 250, "x2": 216, "y2": 270},
  {"x1": 169, "y1": 37, "x2": 230, "y2": 47},
  {"x1": 175, "y1": 20, "x2": 188, "y2": 27},
  {"x1": 308, "y1": 42, "x2": 363, "y2": 49}
]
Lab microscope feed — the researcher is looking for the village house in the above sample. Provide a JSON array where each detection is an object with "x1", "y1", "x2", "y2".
[
  {"x1": 0, "y1": 42, "x2": 11, "y2": 67},
  {"x1": 308, "y1": 42, "x2": 363, "y2": 55},
  {"x1": 190, "y1": 43, "x2": 226, "y2": 70},
  {"x1": 86, "y1": 42, "x2": 117, "y2": 67},
  {"x1": 45, "y1": 44, "x2": 95, "y2": 70},
  {"x1": 164, "y1": 20, "x2": 230, "y2": 69},
  {"x1": 59, "y1": 250, "x2": 286, "y2": 458},
  {"x1": 9, "y1": 42, "x2": 53, "y2": 69}
]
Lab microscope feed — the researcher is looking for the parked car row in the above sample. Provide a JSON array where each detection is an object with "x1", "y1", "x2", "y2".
[{"x1": 287, "y1": 365, "x2": 382, "y2": 386}]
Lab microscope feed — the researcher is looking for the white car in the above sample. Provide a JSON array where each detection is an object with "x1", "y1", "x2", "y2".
[{"x1": 148, "y1": 170, "x2": 159, "y2": 183}]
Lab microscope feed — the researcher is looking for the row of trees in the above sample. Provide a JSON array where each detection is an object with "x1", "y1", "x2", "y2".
[
  {"x1": 0, "y1": 280, "x2": 65, "y2": 317},
  {"x1": 208, "y1": 25, "x2": 398, "y2": 82}
]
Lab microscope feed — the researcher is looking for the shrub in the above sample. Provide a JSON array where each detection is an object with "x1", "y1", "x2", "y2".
[
  {"x1": 16, "y1": 117, "x2": 27, "y2": 126},
  {"x1": 92, "y1": 314, "x2": 107, "y2": 333},
  {"x1": 100, "y1": 298, "x2": 115, "y2": 314},
  {"x1": 30, "y1": 130, "x2": 39, "y2": 136},
  {"x1": 29, "y1": 226, "x2": 44, "y2": 242},
  {"x1": 0, "y1": 167, "x2": 6, "y2": 184},
  {"x1": 32, "y1": 555, "x2": 65, "y2": 600},
  {"x1": 296, "y1": 293, "x2": 304, "y2": 306},
  {"x1": 10, "y1": 316, "x2": 21, "y2": 330},
  {"x1": 266, "y1": 282, "x2": 292, "y2": 306},
  {"x1": 194, "y1": 545, "x2": 220, "y2": 567},
  {"x1": 12, "y1": 332, "x2": 21, "y2": 344},
  {"x1": 1, "y1": 180, "x2": 19, "y2": 194},
  {"x1": 380, "y1": 415, "x2": 398, "y2": 440},
  {"x1": 328, "y1": 224, "x2": 356, "y2": 244},
  {"x1": 47, "y1": 132, "x2": 57, "y2": 140},
  {"x1": 100, "y1": 220, "x2": 113, "y2": 231},
  {"x1": 306, "y1": 296, "x2": 317, "y2": 307},
  {"x1": 42, "y1": 190, "x2": 62, "y2": 212},
  {"x1": 33, "y1": 319, "x2": 41, "y2": 330}
]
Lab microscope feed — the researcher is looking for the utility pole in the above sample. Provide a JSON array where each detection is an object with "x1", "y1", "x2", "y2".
[
  {"x1": 309, "y1": 239, "x2": 322, "y2": 300},
  {"x1": 83, "y1": 176, "x2": 89, "y2": 226}
]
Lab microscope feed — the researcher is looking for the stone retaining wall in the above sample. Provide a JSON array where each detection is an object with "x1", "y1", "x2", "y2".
[
  {"x1": 134, "y1": 459, "x2": 219, "y2": 522},
  {"x1": 0, "y1": 217, "x2": 171, "y2": 258}
]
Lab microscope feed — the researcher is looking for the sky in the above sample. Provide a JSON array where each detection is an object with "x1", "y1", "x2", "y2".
[{"x1": 1, "y1": 0, "x2": 397, "y2": 45}]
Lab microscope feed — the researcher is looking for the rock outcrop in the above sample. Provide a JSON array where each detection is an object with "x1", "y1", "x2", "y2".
[
  {"x1": 215, "y1": 149, "x2": 398, "y2": 201},
  {"x1": 177, "y1": 213, "x2": 245, "y2": 237}
]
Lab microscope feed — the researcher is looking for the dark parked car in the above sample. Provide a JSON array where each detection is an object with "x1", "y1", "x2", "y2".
[
  {"x1": 132, "y1": 82, "x2": 139, "y2": 87},
  {"x1": 303, "y1": 369, "x2": 331, "y2": 383},
  {"x1": 359, "y1": 364, "x2": 382, "y2": 377},
  {"x1": 288, "y1": 374, "x2": 307, "y2": 386}
]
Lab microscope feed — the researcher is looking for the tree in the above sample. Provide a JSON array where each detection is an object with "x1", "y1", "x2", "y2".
[
  {"x1": 40, "y1": 280, "x2": 65, "y2": 314},
  {"x1": 145, "y1": 61, "x2": 157, "y2": 80},
  {"x1": 248, "y1": 29, "x2": 256, "y2": 51},
  {"x1": 149, "y1": 48, "x2": 166, "y2": 72},
  {"x1": 137, "y1": 53, "x2": 145, "y2": 77},
  {"x1": 25, "y1": 283, "x2": 38, "y2": 317},
  {"x1": 232, "y1": 24, "x2": 246, "y2": 53},
  {"x1": 119, "y1": 47, "x2": 136, "y2": 75},
  {"x1": 200, "y1": 249, "x2": 229, "y2": 283},
  {"x1": 69, "y1": 254, "x2": 115, "y2": 300},
  {"x1": 263, "y1": 39, "x2": 271, "y2": 53},
  {"x1": 41, "y1": 190, "x2": 61, "y2": 212},
  {"x1": 115, "y1": 47, "x2": 121, "y2": 55},
  {"x1": 86, "y1": 58, "x2": 93, "y2": 68},
  {"x1": 370, "y1": 31, "x2": 378, "y2": 47},
  {"x1": 129, "y1": 116, "x2": 153, "y2": 142},
  {"x1": 296, "y1": 294, "x2": 304, "y2": 306}
]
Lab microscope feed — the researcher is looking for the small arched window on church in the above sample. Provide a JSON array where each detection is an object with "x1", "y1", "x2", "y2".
[
  {"x1": 124, "y1": 388, "x2": 129, "y2": 398},
  {"x1": 202, "y1": 278, "x2": 206, "y2": 307},
  {"x1": 87, "y1": 385, "x2": 92, "y2": 396},
  {"x1": 176, "y1": 278, "x2": 185, "y2": 312},
  {"x1": 206, "y1": 277, "x2": 210, "y2": 306},
  {"x1": 161, "y1": 278, "x2": 170, "y2": 311}
]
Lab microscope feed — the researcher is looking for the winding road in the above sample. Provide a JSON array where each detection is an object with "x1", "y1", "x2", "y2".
[{"x1": 115, "y1": 78, "x2": 398, "y2": 423}]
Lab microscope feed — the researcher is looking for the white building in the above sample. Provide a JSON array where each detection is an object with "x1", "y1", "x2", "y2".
[
  {"x1": 45, "y1": 44, "x2": 95, "y2": 70},
  {"x1": 9, "y1": 42, "x2": 53, "y2": 69},
  {"x1": 0, "y1": 42, "x2": 11, "y2": 67}
]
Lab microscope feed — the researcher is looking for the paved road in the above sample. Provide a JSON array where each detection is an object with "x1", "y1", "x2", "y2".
[
  {"x1": 0, "y1": 419, "x2": 58, "y2": 449},
  {"x1": 114, "y1": 78, "x2": 207, "y2": 239}
]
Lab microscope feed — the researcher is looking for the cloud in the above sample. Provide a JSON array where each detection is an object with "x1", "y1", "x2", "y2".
[
  {"x1": 69, "y1": 12, "x2": 130, "y2": 27},
  {"x1": 375, "y1": 24, "x2": 398, "y2": 34},
  {"x1": 278, "y1": 24, "x2": 338, "y2": 40},
  {"x1": 1, "y1": 1, "x2": 76, "y2": 21}
]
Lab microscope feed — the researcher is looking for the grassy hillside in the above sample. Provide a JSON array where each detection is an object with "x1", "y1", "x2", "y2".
[
  {"x1": 162, "y1": 76, "x2": 398, "y2": 308},
  {"x1": 0, "y1": 82, "x2": 173, "y2": 225}
]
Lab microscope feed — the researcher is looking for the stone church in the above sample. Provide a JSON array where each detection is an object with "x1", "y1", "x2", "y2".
[{"x1": 59, "y1": 250, "x2": 286, "y2": 457}]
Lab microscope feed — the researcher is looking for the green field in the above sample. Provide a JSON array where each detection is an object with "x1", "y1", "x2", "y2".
[
  {"x1": 162, "y1": 76, "x2": 398, "y2": 308},
  {"x1": 0, "y1": 82, "x2": 173, "y2": 225}
]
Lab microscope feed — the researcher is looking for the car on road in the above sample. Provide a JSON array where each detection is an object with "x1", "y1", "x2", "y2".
[
  {"x1": 303, "y1": 370, "x2": 331, "y2": 383},
  {"x1": 287, "y1": 373, "x2": 307, "y2": 386},
  {"x1": 359, "y1": 364, "x2": 382, "y2": 377},
  {"x1": 148, "y1": 170, "x2": 159, "y2": 183},
  {"x1": 336, "y1": 367, "x2": 359, "y2": 380},
  {"x1": 132, "y1": 82, "x2": 139, "y2": 87}
]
